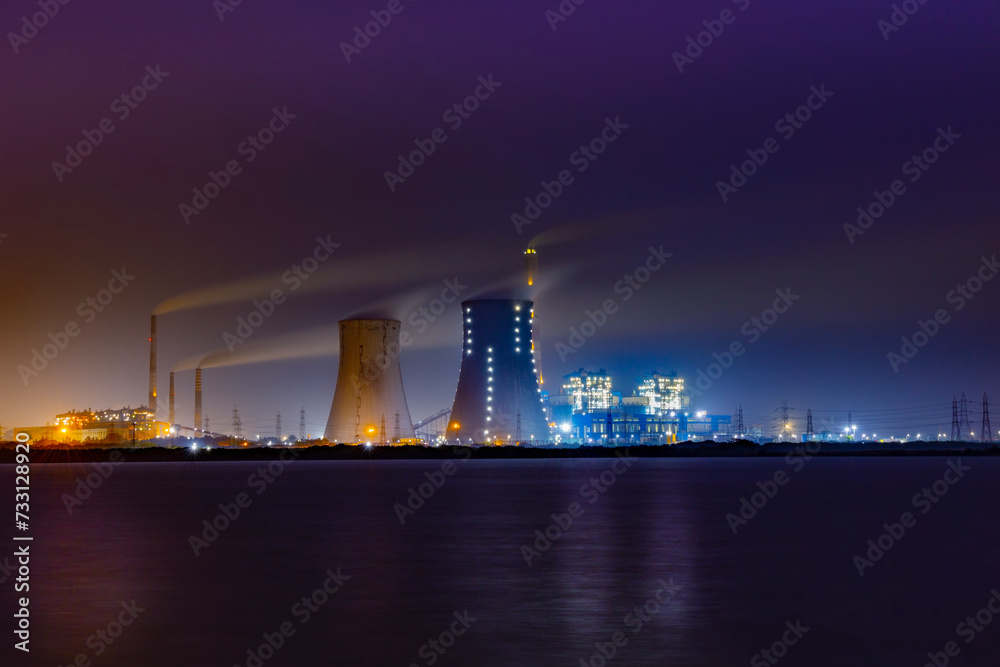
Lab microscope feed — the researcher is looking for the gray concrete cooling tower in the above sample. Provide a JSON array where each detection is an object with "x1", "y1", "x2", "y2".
[
  {"x1": 324, "y1": 319, "x2": 415, "y2": 444},
  {"x1": 448, "y1": 299, "x2": 549, "y2": 444}
]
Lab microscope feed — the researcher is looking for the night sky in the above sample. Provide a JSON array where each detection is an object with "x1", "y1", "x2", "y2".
[{"x1": 2, "y1": 0, "x2": 998, "y2": 437}]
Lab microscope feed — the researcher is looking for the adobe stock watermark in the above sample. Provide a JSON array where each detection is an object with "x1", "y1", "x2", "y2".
[
  {"x1": 521, "y1": 450, "x2": 635, "y2": 566},
  {"x1": 578, "y1": 578, "x2": 682, "y2": 666},
  {"x1": 178, "y1": 106, "x2": 297, "y2": 224},
  {"x1": 7, "y1": 0, "x2": 73, "y2": 54},
  {"x1": 51, "y1": 65, "x2": 170, "y2": 182},
  {"x1": 750, "y1": 620, "x2": 811, "y2": 667},
  {"x1": 57, "y1": 600, "x2": 145, "y2": 665},
  {"x1": 921, "y1": 587, "x2": 1000, "y2": 667},
  {"x1": 0, "y1": 553, "x2": 17, "y2": 586},
  {"x1": 725, "y1": 441, "x2": 819, "y2": 534},
  {"x1": 17, "y1": 268, "x2": 135, "y2": 386},
  {"x1": 352, "y1": 277, "x2": 466, "y2": 390},
  {"x1": 852, "y1": 459, "x2": 970, "y2": 577},
  {"x1": 556, "y1": 246, "x2": 671, "y2": 362},
  {"x1": 393, "y1": 446, "x2": 473, "y2": 524},
  {"x1": 672, "y1": 0, "x2": 752, "y2": 73},
  {"x1": 339, "y1": 0, "x2": 416, "y2": 63},
  {"x1": 407, "y1": 611, "x2": 477, "y2": 667},
  {"x1": 222, "y1": 236, "x2": 340, "y2": 352},
  {"x1": 511, "y1": 116, "x2": 629, "y2": 234},
  {"x1": 233, "y1": 568, "x2": 350, "y2": 667},
  {"x1": 188, "y1": 448, "x2": 301, "y2": 556},
  {"x1": 213, "y1": 0, "x2": 249, "y2": 22},
  {"x1": 688, "y1": 287, "x2": 799, "y2": 397},
  {"x1": 843, "y1": 126, "x2": 961, "y2": 244},
  {"x1": 384, "y1": 75, "x2": 502, "y2": 192},
  {"x1": 716, "y1": 84, "x2": 834, "y2": 203},
  {"x1": 877, "y1": 0, "x2": 932, "y2": 42},
  {"x1": 887, "y1": 254, "x2": 997, "y2": 372},
  {"x1": 61, "y1": 451, "x2": 125, "y2": 514}
]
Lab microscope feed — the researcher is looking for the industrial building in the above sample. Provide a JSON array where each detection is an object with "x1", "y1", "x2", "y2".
[
  {"x1": 447, "y1": 299, "x2": 549, "y2": 444},
  {"x1": 546, "y1": 369, "x2": 730, "y2": 443},
  {"x1": 560, "y1": 406, "x2": 732, "y2": 444},
  {"x1": 636, "y1": 371, "x2": 689, "y2": 413},
  {"x1": 561, "y1": 369, "x2": 616, "y2": 413},
  {"x1": 15, "y1": 406, "x2": 171, "y2": 444},
  {"x1": 324, "y1": 319, "x2": 416, "y2": 444}
]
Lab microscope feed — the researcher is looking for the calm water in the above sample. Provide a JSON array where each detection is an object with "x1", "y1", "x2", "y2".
[{"x1": 3, "y1": 457, "x2": 999, "y2": 666}]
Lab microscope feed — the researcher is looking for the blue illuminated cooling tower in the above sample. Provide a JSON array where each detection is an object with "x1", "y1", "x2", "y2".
[{"x1": 447, "y1": 299, "x2": 549, "y2": 444}]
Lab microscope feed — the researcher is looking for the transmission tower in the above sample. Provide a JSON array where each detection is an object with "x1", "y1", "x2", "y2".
[
  {"x1": 736, "y1": 405, "x2": 745, "y2": 439},
  {"x1": 951, "y1": 397, "x2": 960, "y2": 441},
  {"x1": 299, "y1": 407, "x2": 306, "y2": 441},
  {"x1": 516, "y1": 411, "x2": 522, "y2": 443},
  {"x1": 232, "y1": 405, "x2": 243, "y2": 441},
  {"x1": 379, "y1": 415, "x2": 386, "y2": 445},
  {"x1": 775, "y1": 401, "x2": 790, "y2": 442},
  {"x1": 806, "y1": 409, "x2": 814, "y2": 439},
  {"x1": 983, "y1": 393, "x2": 993, "y2": 444},
  {"x1": 394, "y1": 411, "x2": 401, "y2": 443},
  {"x1": 204, "y1": 414, "x2": 210, "y2": 433},
  {"x1": 960, "y1": 393, "x2": 973, "y2": 440},
  {"x1": 275, "y1": 411, "x2": 282, "y2": 442}
]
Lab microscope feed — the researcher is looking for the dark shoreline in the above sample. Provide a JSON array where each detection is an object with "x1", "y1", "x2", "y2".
[{"x1": 1, "y1": 441, "x2": 998, "y2": 464}]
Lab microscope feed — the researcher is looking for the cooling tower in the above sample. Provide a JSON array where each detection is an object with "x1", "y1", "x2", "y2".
[
  {"x1": 194, "y1": 368, "x2": 203, "y2": 431},
  {"x1": 448, "y1": 299, "x2": 549, "y2": 444},
  {"x1": 148, "y1": 315, "x2": 157, "y2": 415},
  {"x1": 169, "y1": 372, "x2": 176, "y2": 425},
  {"x1": 324, "y1": 319, "x2": 415, "y2": 443}
]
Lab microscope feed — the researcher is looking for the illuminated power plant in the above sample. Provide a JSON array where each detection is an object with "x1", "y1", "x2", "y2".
[
  {"x1": 448, "y1": 299, "x2": 548, "y2": 444},
  {"x1": 324, "y1": 319, "x2": 415, "y2": 444}
]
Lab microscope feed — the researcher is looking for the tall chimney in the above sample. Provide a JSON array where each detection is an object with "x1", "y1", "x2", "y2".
[
  {"x1": 524, "y1": 246, "x2": 537, "y2": 287},
  {"x1": 169, "y1": 372, "x2": 176, "y2": 425},
  {"x1": 194, "y1": 368, "x2": 203, "y2": 431},
  {"x1": 148, "y1": 315, "x2": 157, "y2": 416},
  {"x1": 525, "y1": 248, "x2": 543, "y2": 388}
]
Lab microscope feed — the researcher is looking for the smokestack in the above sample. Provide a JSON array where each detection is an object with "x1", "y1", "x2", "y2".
[
  {"x1": 525, "y1": 247, "x2": 543, "y2": 387},
  {"x1": 324, "y1": 319, "x2": 415, "y2": 443},
  {"x1": 448, "y1": 299, "x2": 548, "y2": 444},
  {"x1": 169, "y1": 372, "x2": 175, "y2": 425},
  {"x1": 194, "y1": 368, "x2": 203, "y2": 431},
  {"x1": 525, "y1": 247, "x2": 537, "y2": 287},
  {"x1": 148, "y1": 315, "x2": 157, "y2": 416}
]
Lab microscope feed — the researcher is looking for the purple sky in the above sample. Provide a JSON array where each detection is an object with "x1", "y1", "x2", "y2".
[{"x1": 1, "y1": 0, "x2": 998, "y2": 436}]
